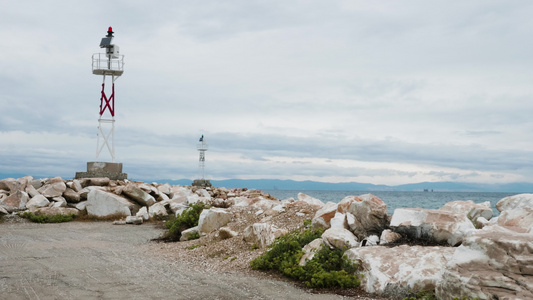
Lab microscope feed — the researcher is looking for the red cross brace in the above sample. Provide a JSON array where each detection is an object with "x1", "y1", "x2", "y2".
[{"x1": 99, "y1": 82, "x2": 115, "y2": 117}]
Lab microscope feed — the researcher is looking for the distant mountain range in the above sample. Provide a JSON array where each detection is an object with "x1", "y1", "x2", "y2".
[
  {"x1": 2, "y1": 171, "x2": 532, "y2": 193},
  {"x1": 144, "y1": 178, "x2": 533, "y2": 193}
]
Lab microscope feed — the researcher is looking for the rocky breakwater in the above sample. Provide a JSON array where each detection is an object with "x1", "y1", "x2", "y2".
[{"x1": 2, "y1": 176, "x2": 532, "y2": 299}]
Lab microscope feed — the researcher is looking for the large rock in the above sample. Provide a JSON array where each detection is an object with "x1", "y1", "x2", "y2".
[
  {"x1": 37, "y1": 181, "x2": 66, "y2": 198},
  {"x1": 337, "y1": 194, "x2": 389, "y2": 235},
  {"x1": 63, "y1": 188, "x2": 81, "y2": 203},
  {"x1": 180, "y1": 226, "x2": 199, "y2": 241},
  {"x1": 122, "y1": 183, "x2": 156, "y2": 207},
  {"x1": 198, "y1": 208, "x2": 233, "y2": 234},
  {"x1": 0, "y1": 190, "x2": 29, "y2": 212},
  {"x1": 345, "y1": 245, "x2": 454, "y2": 297},
  {"x1": 243, "y1": 223, "x2": 288, "y2": 248},
  {"x1": 496, "y1": 193, "x2": 533, "y2": 212},
  {"x1": 440, "y1": 200, "x2": 493, "y2": 222},
  {"x1": 86, "y1": 189, "x2": 137, "y2": 217},
  {"x1": 321, "y1": 227, "x2": 358, "y2": 251},
  {"x1": 297, "y1": 193, "x2": 325, "y2": 207},
  {"x1": 26, "y1": 194, "x2": 50, "y2": 208},
  {"x1": 148, "y1": 202, "x2": 168, "y2": 218},
  {"x1": 497, "y1": 208, "x2": 533, "y2": 234},
  {"x1": 311, "y1": 202, "x2": 338, "y2": 229},
  {"x1": 80, "y1": 177, "x2": 110, "y2": 187},
  {"x1": 32, "y1": 207, "x2": 80, "y2": 217},
  {"x1": 390, "y1": 208, "x2": 475, "y2": 246},
  {"x1": 436, "y1": 226, "x2": 533, "y2": 299},
  {"x1": 299, "y1": 238, "x2": 326, "y2": 266}
]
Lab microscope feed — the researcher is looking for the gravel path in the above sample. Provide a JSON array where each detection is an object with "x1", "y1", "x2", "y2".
[{"x1": 0, "y1": 221, "x2": 366, "y2": 300}]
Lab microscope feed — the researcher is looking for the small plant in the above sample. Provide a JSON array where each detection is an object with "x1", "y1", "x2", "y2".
[
  {"x1": 187, "y1": 244, "x2": 202, "y2": 250},
  {"x1": 230, "y1": 257, "x2": 237, "y2": 261},
  {"x1": 188, "y1": 231, "x2": 200, "y2": 240},
  {"x1": 303, "y1": 218, "x2": 312, "y2": 227},
  {"x1": 158, "y1": 203, "x2": 206, "y2": 242},
  {"x1": 402, "y1": 290, "x2": 437, "y2": 300},
  {"x1": 250, "y1": 225, "x2": 360, "y2": 288},
  {"x1": 251, "y1": 243, "x2": 259, "y2": 250},
  {"x1": 20, "y1": 212, "x2": 76, "y2": 223}
]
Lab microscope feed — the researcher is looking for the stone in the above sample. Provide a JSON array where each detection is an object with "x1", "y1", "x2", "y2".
[
  {"x1": 37, "y1": 181, "x2": 66, "y2": 198},
  {"x1": 390, "y1": 208, "x2": 475, "y2": 246},
  {"x1": 63, "y1": 188, "x2": 81, "y2": 203},
  {"x1": 86, "y1": 189, "x2": 137, "y2": 217},
  {"x1": 71, "y1": 179, "x2": 83, "y2": 192},
  {"x1": 180, "y1": 226, "x2": 199, "y2": 241},
  {"x1": 379, "y1": 229, "x2": 402, "y2": 245},
  {"x1": 321, "y1": 227, "x2": 358, "y2": 251},
  {"x1": 136, "y1": 206, "x2": 149, "y2": 220},
  {"x1": 311, "y1": 202, "x2": 338, "y2": 229},
  {"x1": 436, "y1": 226, "x2": 533, "y2": 299},
  {"x1": 297, "y1": 193, "x2": 325, "y2": 207},
  {"x1": 360, "y1": 235, "x2": 380, "y2": 247},
  {"x1": 299, "y1": 238, "x2": 326, "y2": 266},
  {"x1": 243, "y1": 223, "x2": 288, "y2": 248},
  {"x1": 497, "y1": 193, "x2": 533, "y2": 212},
  {"x1": 80, "y1": 177, "x2": 111, "y2": 187},
  {"x1": 330, "y1": 212, "x2": 347, "y2": 229},
  {"x1": 253, "y1": 197, "x2": 281, "y2": 211},
  {"x1": 337, "y1": 194, "x2": 389, "y2": 235},
  {"x1": 26, "y1": 194, "x2": 50, "y2": 208},
  {"x1": 233, "y1": 196, "x2": 253, "y2": 207},
  {"x1": 345, "y1": 245, "x2": 454, "y2": 297},
  {"x1": 0, "y1": 206, "x2": 8, "y2": 215},
  {"x1": 25, "y1": 184, "x2": 40, "y2": 198},
  {"x1": 1, "y1": 190, "x2": 29, "y2": 212},
  {"x1": 122, "y1": 183, "x2": 156, "y2": 207},
  {"x1": 51, "y1": 196, "x2": 68, "y2": 207},
  {"x1": 32, "y1": 207, "x2": 80, "y2": 217},
  {"x1": 440, "y1": 200, "x2": 493, "y2": 222},
  {"x1": 497, "y1": 207, "x2": 533, "y2": 234},
  {"x1": 75, "y1": 201, "x2": 88, "y2": 212},
  {"x1": 148, "y1": 202, "x2": 168, "y2": 218},
  {"x1": 198, "y1": 208, "x2": 233, "y2": 234},
  {"x1": 125, "y1": 216, "x2": 143, "y2": 225},
  {"x1": 157, "y1": 183, "x2": 172, "y2": 196}
]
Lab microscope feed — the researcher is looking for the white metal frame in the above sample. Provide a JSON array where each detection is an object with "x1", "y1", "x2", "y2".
[{"x1": 197, "y1": 141, "x2": 208, "y2": 179}]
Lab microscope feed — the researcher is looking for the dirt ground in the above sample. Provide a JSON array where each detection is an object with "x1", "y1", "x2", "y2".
[{"x1": 0, "y1": 219, "x2": 386, "y2": 300}]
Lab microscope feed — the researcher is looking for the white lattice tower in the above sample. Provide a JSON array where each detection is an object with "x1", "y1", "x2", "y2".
[
  {"x1": 92, "y1": 27, "x2": 124, "y2": 162},
  {"x1": 197, "y1": 135, "x2": 208, "y2": 179}
]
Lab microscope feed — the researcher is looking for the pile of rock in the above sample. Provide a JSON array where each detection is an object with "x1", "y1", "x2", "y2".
[{"x1": 1, "y1": 176, "x2": 532, "y2": 299}]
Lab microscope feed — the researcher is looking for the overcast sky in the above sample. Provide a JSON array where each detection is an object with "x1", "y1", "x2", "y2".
[{"x1": 1, "y1": 0, "x2": 532, "y2": 185}]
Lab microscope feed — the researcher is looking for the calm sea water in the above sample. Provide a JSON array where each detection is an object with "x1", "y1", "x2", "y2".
[{"x1": 264, "y1": 190, "x2": 518, "y2": 216}]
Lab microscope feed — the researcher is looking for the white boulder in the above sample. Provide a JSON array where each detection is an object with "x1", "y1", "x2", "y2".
[
  {"x1": 321, "y1": 227, "x2": 358, "y2": 251},
  {"x1": 86, "y1": 189, "x2": 136, "y2": 217},
  {"x1": 243, "y1": 223, "x2": 288, "y2": 248},
  {"x1": 390, "y1": 208, "x2": 475, "y2": 246},
  {"x1": 297, "y1": 193, "x2": 325, "y2": 207},
  {"x1": 345, "y1": 245, "x2": 454, "y2": 296},
  {"x1": 440, "y1": 200, "x2": 493, "y2": 222},
  {"x1": 198, "y1": 208, "x2": 233, "y2": 234}
]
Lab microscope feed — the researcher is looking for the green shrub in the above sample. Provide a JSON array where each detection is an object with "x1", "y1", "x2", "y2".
[
  {"x1": 250, "y1": 226, "x2": 360, "y2": 288},
  {"x1": 402, "y1": 290, "x2": 437, "y2": 300},
  {"x1": 20, "y1": 212, "x2": 76, "y2": 223},
  {"x1": 160, "y1": 203, "x2": 206, "y2": 242}
]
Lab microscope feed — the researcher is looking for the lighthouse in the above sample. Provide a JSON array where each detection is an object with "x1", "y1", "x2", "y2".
[
  {"x1": 75, "y1": 27, "x2": 127, "y2": 180},
  {"x1": 192, "y1": 135, "x2": 212, "y2": 188}
]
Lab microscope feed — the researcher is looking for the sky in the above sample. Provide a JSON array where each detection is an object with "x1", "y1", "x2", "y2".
[{"x1": 1, "y1": 0, "x2": 532, "y2": 186}]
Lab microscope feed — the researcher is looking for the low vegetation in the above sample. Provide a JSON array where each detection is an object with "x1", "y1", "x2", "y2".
[
  {"x1": 158, "y1": 202, "x2": 206, "y2": 242},
  {"x1": 20, "y1": 211, "x2": 76, "y2": 223},
  {"x1": 250, "y1": 225, "x2": 360, "y2": 288}
]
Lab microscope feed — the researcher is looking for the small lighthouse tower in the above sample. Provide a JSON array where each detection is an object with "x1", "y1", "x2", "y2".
[
  {"x1": 192, "y1": 135, "x2": 212, "y2": 187},
  {"x1": 75, "y1": 27, "x2": 127, "y2": 180}
]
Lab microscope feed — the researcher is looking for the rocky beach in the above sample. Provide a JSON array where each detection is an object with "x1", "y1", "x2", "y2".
[{"x1": 1, "y1": 176, "x2": 532, "y2": 299}]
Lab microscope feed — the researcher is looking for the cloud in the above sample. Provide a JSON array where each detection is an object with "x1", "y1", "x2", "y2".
[{"x1": 1, "y1": 1, "x2": 533, "y2": 186}]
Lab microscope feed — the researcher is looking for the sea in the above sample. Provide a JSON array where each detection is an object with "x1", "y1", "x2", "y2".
[{"x1": 263, "y1": 190, "x2": 518, "y2": 216}]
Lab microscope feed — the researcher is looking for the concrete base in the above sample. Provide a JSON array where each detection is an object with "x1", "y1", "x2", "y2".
[
  {"x1": 192, "y1": 179, "x2": 212, "y2": 188},
  {"x1": 75, "y1": 162, "x2": 128, "y2": 180}
]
